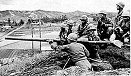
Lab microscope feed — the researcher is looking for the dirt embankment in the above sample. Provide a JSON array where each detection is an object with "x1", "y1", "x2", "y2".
[{"x1": 0, "y1": 45, "x2": 129, "y2": 76}]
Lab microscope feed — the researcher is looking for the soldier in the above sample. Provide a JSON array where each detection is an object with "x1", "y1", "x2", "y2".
[
  {"x1": 119, "y1": 12, "x2": 130, "y2": 43},
  {"x1": 50, "y1": 33, "x2": 92, "y2": 71},
  {"x1": 66, "y1": 20, "x2": 74, "y2": 36},
  {"x1": 77, "y1": 15, "x2": 101, "y2": 60},
  {"x1": 77, "y1": 15, "x2": 89, "y2": 37},
  {"x1": 85, "y1": 24, "x2": 100, "y2": 41},
  {"x1": 77, "y1": 15, "x2": 99, "y2": 41},
  {"x1": 114, "y1": 2, "x2": 129, "y2": 42},
  {"x1": 7, "y1": 18, "x2": 11, "y2": 26},
  {"x1": 115, "y1": 2, "x2": 125, "y2": 25},
  {"x1": 113, "y1": 2, "x2": 125, "y2": 38},
  {"x1": 97, "y1": 11, "x2": 113, "y2": 40},
  {"x1": 118, "y1": 12, "x2": 130, "y2": 35},
  {"x1": 59, "y1": 27, "x2": 68, "y2": 44}
]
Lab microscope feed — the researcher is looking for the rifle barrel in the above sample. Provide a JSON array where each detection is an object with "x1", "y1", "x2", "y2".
[
  {"x1": 5, "y1": 37, "x2": 49, "y2": 42},
  {"x1": 5, "y1": 37, "x2": 111, "y2": 44}
]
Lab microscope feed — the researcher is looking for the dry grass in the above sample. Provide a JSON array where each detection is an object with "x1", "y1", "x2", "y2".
[
  {"x1": 0, "y1": 46, "x2": 130, "y2": 76},
  {"x1": 99, "y1": 46, "x2": 130, "y2": 69}
]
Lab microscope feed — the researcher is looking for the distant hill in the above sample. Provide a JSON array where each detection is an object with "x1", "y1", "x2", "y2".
[{"x1": 0, "y1": 10, "x2": 117, "y2": 22}]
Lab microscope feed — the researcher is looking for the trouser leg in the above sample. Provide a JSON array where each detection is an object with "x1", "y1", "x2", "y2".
[{"x1": 75, "y1": 59, "x2": 92, "y2": 71}]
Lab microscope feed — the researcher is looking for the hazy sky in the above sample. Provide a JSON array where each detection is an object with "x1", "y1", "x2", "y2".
[{"x1": 0, "y1": 0, "x2": 130, "y2": 13}]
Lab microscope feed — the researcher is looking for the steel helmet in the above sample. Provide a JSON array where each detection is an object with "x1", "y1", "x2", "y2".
[
  {"x1": 116, "y1": 2, "x2": 125, "y2": 8},
  {"x1": 67, "y1": 33, "x2": 78, "y2": 41},
  {"x1": 80, "y1": 15, "x2": 88, "y2": 21},
  {"x1": 67, "y1": 20, "x2": 74, "y2": 26}
]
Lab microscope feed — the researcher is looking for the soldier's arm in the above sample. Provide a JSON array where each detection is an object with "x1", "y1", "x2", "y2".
[
  {"x1": 105, "y1": 18, "x2": 113, "y2": 27},
  {"x1": 83, "y1": 46, "x2": 90, "y2": 57},
  {"x1": 64, "y1": 30, "x2": 68, "y2": 38},
  {"x1": 60, "y1": 45, "x2": 69, "y2": 50},
  {"x1": 50, "y1": 42, "x2": 58, "y2": 50},
  {"x1": 117, "y1": 19, "x2": 123, "y2": 27},
  {"x1": 97, "y1": 20, "x2": 101, "y2": 30},
  {"x1": 50, "y1": 42, "x2": 69, "y2": 50},
  {"x1": 97, "y1": 20, "x2": 102, "y2": 35},
  {"x1": 108, "y1": 18, "x2": 113, "y2": 24},
  {"x1": 77, "y1": 25, "x2": 81, "y2": 34}
]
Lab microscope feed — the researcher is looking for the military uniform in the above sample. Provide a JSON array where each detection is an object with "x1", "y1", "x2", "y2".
[
  {"x1": 114, "y1": 2, "x2": 130, "y2": 42},
  {"x1": 77, "y1": 23, "x2": 89, "y2": 37},
  {"x1": 114, "y1": 2, "x2": 125, "y2": 32},
  {"x1": 118, "y1": 12, "x2": 130, "y2": 43},
  {"x1": 115, "y1": 2, "x2": 125, "y2": 26},
  {"x1": 51, "y1": 42, "x2": 91, "y2": 70},
  {"x1": 115, "y1": 10, "x2": 123, "y2": 25},
  {"x1": 50, "y1": 33, "x2": 92, "y2": 71},
  {"x1": 67, "y1": 27, "x2": 72, "y2": 36},
  {"x1": 77, "y1": 15, "x2": 101, "y2": 60},
  {"x1": 78, "y1": 23, "x2": 100, "y2": 41},
  {"x1": 66, "y1": 20, "x2": 74, "y2": 36},
  {"x1": 97, "y1": 17, "x2": 113, "y2": 40},
  {"x1": 77, "y1": 15, "x2": 89, "y2": 37},
  {"x1": 59, "y1": 27, "x2": 68, "y2": 45},
  {"x1": 118, "y1": 12, "x2": 130, "y2": 34}
]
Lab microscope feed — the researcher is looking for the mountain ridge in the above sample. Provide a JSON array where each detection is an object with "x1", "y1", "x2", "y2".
[{"x1": 0, "y1": 10, "x2": 117, "y2": 21}]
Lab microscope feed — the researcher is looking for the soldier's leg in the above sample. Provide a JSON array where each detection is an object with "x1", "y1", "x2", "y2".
[
  {"x1": 95, "y1": 51, "x2": 101, "y2": 59},
  {"x1": 91, "y1": 48, "x2": 101, "y2": 59},
  {"x1": 75, "y1": 59, "x2": 92, "y2": 71}
]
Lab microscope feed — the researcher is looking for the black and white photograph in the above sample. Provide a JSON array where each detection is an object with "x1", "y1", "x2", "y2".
[{"x1": 0, "y1": 0, "x2": 130, "y2": 76}]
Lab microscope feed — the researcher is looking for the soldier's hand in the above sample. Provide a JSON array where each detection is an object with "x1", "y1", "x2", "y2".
[
  {"x1": 50, "y1": 42, "x2": 58, "y2": 49},
  {"x1": 48, "y1": 40, "x2": 54, "y2": 44}
]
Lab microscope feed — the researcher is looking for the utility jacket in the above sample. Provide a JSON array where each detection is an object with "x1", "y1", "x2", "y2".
[
  {"x1": 51, "y1": 42, "x2": 90, "y2": 62},
  {"x1": 77, "y1": 23, "x2": 90, "y2": 37}
]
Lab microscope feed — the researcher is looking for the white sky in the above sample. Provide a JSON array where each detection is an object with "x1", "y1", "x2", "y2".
[{"x1": 0, "y1": 0, "x2": 130, "y2": 13}]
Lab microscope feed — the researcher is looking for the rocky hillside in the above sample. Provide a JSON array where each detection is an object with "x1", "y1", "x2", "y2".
[{"x1": 0, "y1": 10, "x2": 117, "y2": 22}]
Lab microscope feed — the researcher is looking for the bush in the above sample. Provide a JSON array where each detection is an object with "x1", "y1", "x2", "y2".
[{"x1": 41, "y1": 15, "x2": 68, "y2": 23}]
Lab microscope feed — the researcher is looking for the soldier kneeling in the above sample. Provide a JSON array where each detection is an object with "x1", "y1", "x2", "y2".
[{"x1": 49, "y1": 33, "x2": 92, "y2": 71}]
